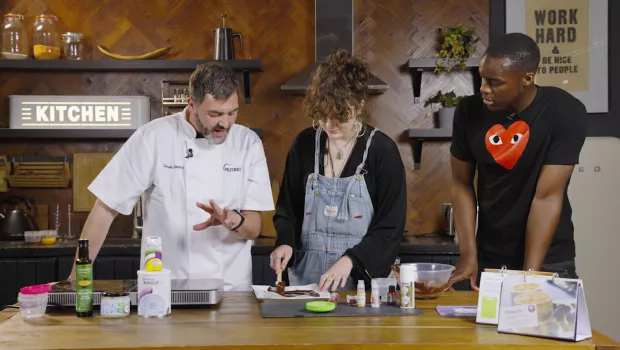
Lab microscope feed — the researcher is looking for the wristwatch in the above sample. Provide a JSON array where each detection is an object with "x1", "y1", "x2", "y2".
[{"x1": 231, "y1": 209, "x2": 245, "y2": 231}]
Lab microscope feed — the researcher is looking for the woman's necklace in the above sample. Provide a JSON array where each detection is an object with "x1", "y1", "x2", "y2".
[
  {"x1": 326, "y1": 124, "x2": 360, "y2": 159},
  {"x1": 326, "y1": 131, "x2": 357, "y2": 178}
]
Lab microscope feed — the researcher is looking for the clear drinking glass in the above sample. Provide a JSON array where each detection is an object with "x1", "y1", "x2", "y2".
[
  {"x1": 33, "y1": 14, "x2": 61, "y2": 60},
  {"x1": 1, "y1": 13, "x2": 29, "y2": 59},
  {"x1": 62, "y1": 32, "x2": 84, "y2": 60}
]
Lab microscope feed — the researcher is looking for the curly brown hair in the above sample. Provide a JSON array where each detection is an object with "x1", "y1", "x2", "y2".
[{"x1": 303, "y1": 49, "x2": 370, "y2": 123}]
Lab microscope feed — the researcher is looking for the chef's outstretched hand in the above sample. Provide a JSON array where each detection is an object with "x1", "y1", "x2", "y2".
[
  {"x1": 319, "y1": 255, "x2": 353, "y2": 292},
  {"x1": 193, "y1": 200, "x2": 241, "y2": 231}
]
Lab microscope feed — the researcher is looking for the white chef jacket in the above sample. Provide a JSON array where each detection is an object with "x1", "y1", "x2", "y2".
[{"x1": 88, "y1": 108, "x2": 275, "y2": 291}]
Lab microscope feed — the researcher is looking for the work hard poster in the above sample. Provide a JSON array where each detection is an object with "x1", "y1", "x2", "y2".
[
  {"x1": 525, "y1": 0, "x2": 589, "y2": 92},
  {"x1": 506, "y1": 0, "x2": 608, "y2": 114}
]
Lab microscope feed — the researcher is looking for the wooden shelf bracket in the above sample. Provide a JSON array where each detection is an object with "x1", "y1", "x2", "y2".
[{"x1": 407, "y1": 128, "x2": 452, "y2": 170}]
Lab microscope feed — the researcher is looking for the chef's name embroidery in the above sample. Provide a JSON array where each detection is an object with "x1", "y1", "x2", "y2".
[
  {"x1": 163, "y1": 164, "x2": 184, "y2": 170},
  {"x1": 223, "y1": 163, "x2": 241, "y2": 172}
]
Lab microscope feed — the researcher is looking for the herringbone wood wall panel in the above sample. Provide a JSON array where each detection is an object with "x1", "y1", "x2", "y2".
[{"x1": 0, "y1": 0, "x2": 488, "y2": 238}]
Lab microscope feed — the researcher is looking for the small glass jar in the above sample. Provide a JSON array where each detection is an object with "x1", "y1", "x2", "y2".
[
  {"x1": 1, "y1": 13, "x2": 28, "y2": 59},
  {"x1": 62, "y1": 32, "x2": 84, "y2": 60},
  {"x1": 100, "y1": 292, "x2": 130, "y2": 318},
  {"x1": 33, "y1": 14, "x2": 60, "y2": 60}
]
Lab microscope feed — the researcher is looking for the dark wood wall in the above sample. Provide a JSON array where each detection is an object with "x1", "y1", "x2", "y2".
[{"x1": 0, "y1": 0, "x2": 489, "y2": 238}]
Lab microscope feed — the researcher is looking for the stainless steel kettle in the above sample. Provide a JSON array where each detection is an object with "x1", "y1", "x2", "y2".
[
  {"x1": 213, "y1": 14, "x2": 243, "y2": 60},
  {"x1": 0, "y1": 195, "x2": 38, "y2": 241},
  {"x1": 441, "y1": 203, "x2": 479, "y2": 241}
]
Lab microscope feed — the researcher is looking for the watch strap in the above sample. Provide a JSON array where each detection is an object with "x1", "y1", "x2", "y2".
[{"x1": 231, "y1": 209, "x2": 245, "y2": 231}]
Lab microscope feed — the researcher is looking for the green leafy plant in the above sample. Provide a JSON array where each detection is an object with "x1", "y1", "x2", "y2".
[
  {"x1": 424, "y1": 90, "x2": 463, "y2": 108},
  {"x1": 434, "y1": 24, "x2": 479, "y2": 73}
]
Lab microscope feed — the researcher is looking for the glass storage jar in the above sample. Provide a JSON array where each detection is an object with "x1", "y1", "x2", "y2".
[
  {"x1": 33, "y1": 14, "x2": 60, "y2": 60},
  {"x1": 1, "y1": 13, "x2": 28, "y2": 59},
  {"x1": 62, "y1": 32, "x2": 84, "y2": 60},
  {"x1": 100, "y1": 292, "x2": 130, "y2": 318}
]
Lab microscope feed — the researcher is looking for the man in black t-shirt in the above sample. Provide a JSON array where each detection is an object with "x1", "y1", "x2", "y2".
[{"x1": 446, "y1": 33, "x2": 588, "y2": 290}]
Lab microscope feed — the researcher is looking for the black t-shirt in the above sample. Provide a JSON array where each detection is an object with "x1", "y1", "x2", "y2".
[
  {"x1": 450, "y1": 86, "x2": 588, "y2": 265},
  {"x1": 273, "y1": 125, "x2": 407, "y2": 283}
]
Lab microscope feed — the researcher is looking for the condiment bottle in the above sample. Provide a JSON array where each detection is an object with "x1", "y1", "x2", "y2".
[
  {"x1": 75, "y1": 239, "x2": 94, "y2": 317},
  {"x1": 387, "y1": 285, "x2": 397, "y2": 306},
  {"x1": 370, "y1": 279, "x2": 380, "y2": 308},
  {"x1": 356, "y1": 280, "x2": 366, "y2": 308}
]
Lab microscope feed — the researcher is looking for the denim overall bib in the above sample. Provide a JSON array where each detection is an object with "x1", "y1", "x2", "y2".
[{"x1": 288, "y1": 126, "x2": 378, "y2": 290}]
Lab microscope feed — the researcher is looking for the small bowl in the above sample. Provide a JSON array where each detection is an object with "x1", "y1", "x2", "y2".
[
  {"x1": 18, "y1": 284, "x2": 51, "y2": 319},
  {"x1": 24, "y1": 231, "x2": 42, "y2": 245},
  {"x1": 40, "y1": 230, "x2": 58, "y2": 245}
]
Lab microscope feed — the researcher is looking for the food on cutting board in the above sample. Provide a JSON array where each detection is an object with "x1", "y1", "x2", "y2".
[{"x1": 267, "y1": 286, "x2": 319, "y2": 297}]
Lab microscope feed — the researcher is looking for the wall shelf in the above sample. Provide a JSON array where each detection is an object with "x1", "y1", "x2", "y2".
[
  {"x1": 407, "y1": 57, "x2": 481, "y2": 104},
  {"x1": 408, "y1": 128, "x2": 452, "y2": 170},
  {"x1": 0, "y1": 59, "x2": 263, "y2": 104},
  {"x1": 0, "y1": 127, "x2": 263, "y2": 140},
  {"x1": 0, "y1": 59, "x2": 263, "y2": 72}
]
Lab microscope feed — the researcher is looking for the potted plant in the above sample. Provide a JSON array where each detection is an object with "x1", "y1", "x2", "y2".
[
  {"x1": 424, "y1": 90, "x2": 464, "y2": 129},
  {"x1": 434, "y1": 24, "x2": 479, "y2": 73}
]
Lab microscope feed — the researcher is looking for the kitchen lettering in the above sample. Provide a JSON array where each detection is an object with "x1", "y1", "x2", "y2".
[{"x1": 35, "y1": 105, "x2": 123, "y2": 122}]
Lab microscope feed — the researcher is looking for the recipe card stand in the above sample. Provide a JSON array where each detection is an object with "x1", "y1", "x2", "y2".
[{"x1": 476, "y1": 267, "x2": 592, "y2": 342}]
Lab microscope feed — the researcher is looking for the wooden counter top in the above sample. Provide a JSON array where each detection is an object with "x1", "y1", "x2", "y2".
[{"x1": 0, "y1": 291, "x2": 617, "y2": 350}]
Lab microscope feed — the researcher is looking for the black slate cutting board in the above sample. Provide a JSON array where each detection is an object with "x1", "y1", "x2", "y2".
[{"x1": 259, "y1": 301, "x2": 424, "y2": 318}]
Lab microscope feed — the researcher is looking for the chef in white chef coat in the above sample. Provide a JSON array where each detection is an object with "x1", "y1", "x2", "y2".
[{"x1": 69, "y1": 62, "x2": 275, "y2": 291}]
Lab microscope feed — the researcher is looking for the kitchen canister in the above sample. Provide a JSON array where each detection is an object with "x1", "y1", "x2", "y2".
[
  {"x1": 399, "y1": 264, "x2": 416, "y2": 308},
  {"x1": 137, "y1": 269, "x2": 171, "y2": 317},
  {"x1": 100, "y1": 292, "x2": 130, "y2": 318}
]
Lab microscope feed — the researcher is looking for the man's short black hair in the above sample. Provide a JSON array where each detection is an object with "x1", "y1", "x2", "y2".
[{"x1": 484, "y1": 32, "x2": 541, "y2": 72}]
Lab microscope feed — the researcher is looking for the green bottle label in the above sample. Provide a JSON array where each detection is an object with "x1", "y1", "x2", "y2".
[{"x1": 76, "y1": 264, "x2": 93, "y2": 313}]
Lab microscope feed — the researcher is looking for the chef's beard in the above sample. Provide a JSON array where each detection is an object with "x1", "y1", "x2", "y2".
[{"x1": 195, "y1": 115, "x2": 231, "y2": 145}]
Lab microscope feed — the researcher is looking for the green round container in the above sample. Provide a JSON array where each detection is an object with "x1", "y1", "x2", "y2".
[{"x1": 305, "y1": 301, "x2": 336, "y2": 313}]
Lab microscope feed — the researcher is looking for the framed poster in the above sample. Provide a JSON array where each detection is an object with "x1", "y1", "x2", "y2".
[{"x1": 505, "y1": 0, "x2": 608, "y2": 113}]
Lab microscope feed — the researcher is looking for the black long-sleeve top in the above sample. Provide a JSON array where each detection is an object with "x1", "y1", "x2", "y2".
[{"x1": 273, "y1": 125, "x2": 407, "y2": 284}]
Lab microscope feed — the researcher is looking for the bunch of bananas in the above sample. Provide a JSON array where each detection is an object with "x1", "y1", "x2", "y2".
[{"x1": 97, "y1": 45, "x2": 173, "y2": 60}]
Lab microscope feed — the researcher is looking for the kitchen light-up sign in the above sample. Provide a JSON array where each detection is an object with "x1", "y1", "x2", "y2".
[{"x1": 9, "y1": 95, "x2": 151, "y2": 130}]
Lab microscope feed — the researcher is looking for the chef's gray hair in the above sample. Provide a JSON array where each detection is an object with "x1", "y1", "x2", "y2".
[{"x1": 189, "y1": 62, "x2": 240, "y2": 105}]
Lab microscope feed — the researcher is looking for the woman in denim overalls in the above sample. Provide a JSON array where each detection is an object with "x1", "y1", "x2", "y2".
[{"x1": 270, "y1": 49, "x2": 407, "y2": 291}]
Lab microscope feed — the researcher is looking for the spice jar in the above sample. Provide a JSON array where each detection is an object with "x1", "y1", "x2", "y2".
[
  {"x1": 62, "y1": 32, "x2": 84, "y2": 60},
  {"x1": 1, "y1": 13, "x2": 28, "y2": 59},
  {"x1": 33, "y1": 14, "x2": 60, "y2": 60},
  {"x1": 100, "y1": 292, "x2": 130, "y2": 318}
]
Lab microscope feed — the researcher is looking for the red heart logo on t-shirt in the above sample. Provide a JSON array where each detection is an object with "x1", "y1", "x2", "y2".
[{"x1": 485, "y1": 121, "x2": 530, "y2": 170}]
